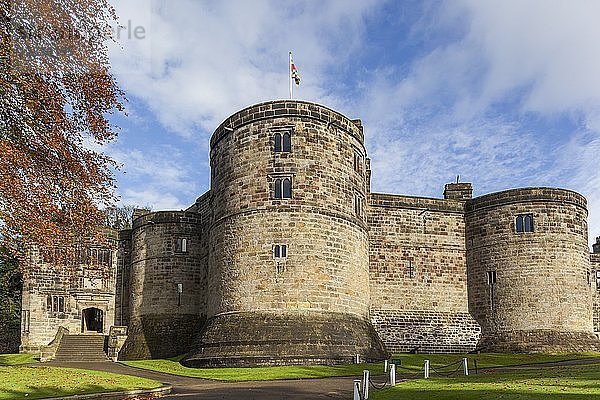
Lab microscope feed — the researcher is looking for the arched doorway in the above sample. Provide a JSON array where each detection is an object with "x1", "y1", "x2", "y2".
[{"x1": 81, "y1": 307, "x2": 104, "y2": 333}]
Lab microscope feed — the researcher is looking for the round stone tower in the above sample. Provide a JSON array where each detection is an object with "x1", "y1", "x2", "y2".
[
  {"x1": 182, "y1": 100, "x2": 387, "y2": 367},
  {"x1": 466, "y1": 188, "x2": 600, "y2": 352},
  {"x1": 119, "y1": 211, "x2": 205, "y2": 359}
]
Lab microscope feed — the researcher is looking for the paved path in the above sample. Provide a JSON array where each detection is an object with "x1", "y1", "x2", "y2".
[{"x1": 45, "y1": 361, "x2": 360, "y2": 400}]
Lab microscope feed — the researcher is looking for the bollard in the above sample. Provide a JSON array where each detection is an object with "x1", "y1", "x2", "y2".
[
  {"x1": 384, "y1": 359, "x2": 388, "y2": 373},
  {"x1": 389, "y1": 363, "x2": 396, "y2": 387},
  {"x1": 353, "y1": 379, "x2": 361, "y2": 400},
  {"x1": 463, "y1": 358, "x2": 469, "y2": 376},
  {"x1": 362, "y1": 370, "x2": 370, "y2": 399},
  {"x1": 355, "y1": 354, "x2": 360, "y2": 364},
  {"x1": 424, "y1": 359, "x2": 430, "y2": 379}
]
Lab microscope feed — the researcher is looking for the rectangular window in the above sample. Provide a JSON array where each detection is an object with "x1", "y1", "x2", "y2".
[
  {"x1": 48, "y1": 295, "x2": 66, "y2": 313},
  {"x1": 486, "y1": 271, "x2": 497, "y2": 285},
  {"x1": 596, "y1": 271, "x2": 600, "y2": 290},
  {"x1": 515, "y1": 214, "x2": 534, "y2": 233},
  {"x1": 273, "y1": 244, "x2": 288, "y2": 260},
  {"x1": 407, "y1": 260, "x2": 415, "y2": 279},
  {"x1": 176, "y1": 238, "x2": 188, "y2": 253}
]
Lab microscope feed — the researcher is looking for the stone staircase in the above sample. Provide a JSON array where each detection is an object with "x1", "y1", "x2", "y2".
[{"x1": 53, "y1": 334, "x2": 108, "y2": 362}]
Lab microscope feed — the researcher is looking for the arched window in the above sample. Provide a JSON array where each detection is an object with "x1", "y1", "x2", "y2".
[
  {"x1": 274, "y1": 179, "x2": 282, "y2": 198},
  {"x1": 515, "y1": 214, "x2": 534, "y2": 233},
  {"x1": 282, "y1": 133, "x2": 291, "y2": 152},
  {"x1": 524, "y1": 215, "x2": 534, "y2": 232},
  {"x1": 274, "y1": 177, "x2": 292, "y2": 199},
  {"x1": 274, "y1": 133, "x2": 282, "y2": 152},
  {"x1": 515, "y1": 215, "x2": 524, "y2": 232},
  {"x1": 283, "y1": 178, "x2": 292, "y2": 198}
]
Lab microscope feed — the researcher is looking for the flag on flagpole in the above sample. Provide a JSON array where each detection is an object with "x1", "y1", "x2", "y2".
[
  {"x1": 290, "y1": 53, "x2": 300, "y2": 85},
  {"x1": 289, "y1": 52, "x2": 300, "y2": 99}
]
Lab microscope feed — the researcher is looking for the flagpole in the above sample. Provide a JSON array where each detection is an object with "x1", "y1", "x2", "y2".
[{"x1": 289, "y1": 52, "x2": 293, "y2": 99}]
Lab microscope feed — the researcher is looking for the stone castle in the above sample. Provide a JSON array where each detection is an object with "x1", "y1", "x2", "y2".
[{"x1": 17, "y1": 100, "x2": 600, "y2": 365}]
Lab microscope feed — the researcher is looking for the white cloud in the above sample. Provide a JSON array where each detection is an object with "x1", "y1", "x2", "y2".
[
  {"x1": 109, "y1": 0, "x2": 379, "y2": 136},
  {"x1": 359, "y1": 0, "x2": 600, "y2": 244},
  {"x1": 120, "y1": 188, "x2": 187, "y2": 211}
]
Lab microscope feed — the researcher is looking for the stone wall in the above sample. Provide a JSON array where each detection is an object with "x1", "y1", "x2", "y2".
[
  {"x1": 466, "y1": 188, "x2": 600, "y2": 352},
  {"x1": 368, "y1": 192, "x2": 480, "y2": 353},
  {"x1": 184, "y1": 100, "x2": 387, "y2": 366},
  {"x1": 118, "y1": 211, "x2": 208, "y2": 360},
  {"x1": 591, "y1": 240, "x2": 600, "y2": 334},
  {"x1": 20, "y1": 242, "x2": 117, "y2": 352}
]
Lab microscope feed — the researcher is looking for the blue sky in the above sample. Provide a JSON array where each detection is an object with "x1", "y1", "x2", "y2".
[{"x1": 106, "y1": 0, "x2": 600, "y2": 245}]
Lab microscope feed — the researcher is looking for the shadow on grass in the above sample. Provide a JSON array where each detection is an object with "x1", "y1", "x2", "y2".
[
  {"x1": 0, "y1": 384, "x2": 134, "y2": 400},
  {"x1": 371, "y1": 387, "x2": 600, "y2": 400}
]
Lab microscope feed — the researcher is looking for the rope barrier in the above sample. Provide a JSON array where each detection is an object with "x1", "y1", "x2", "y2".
[
  {"x1": 430, "y1": 363, "x2": 464, "y2": 377},
  {"x1": 368, "y1": 374, "x2": 389, "y2": 390}
]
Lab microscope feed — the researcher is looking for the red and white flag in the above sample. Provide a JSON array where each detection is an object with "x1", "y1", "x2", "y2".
[
  {"x1": 290, "y1": 54, "x2": 300, "y2": 85},
  {"x1": 289, "y1": 52, "x2": 300, "y2": 99}
]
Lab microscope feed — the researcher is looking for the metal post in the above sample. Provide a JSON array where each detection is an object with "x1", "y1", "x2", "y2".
[
  {"x1": 424, "y1": 359, "x2": 430, "y2": 379},
  {"x1": 362, "y1": 370, "x2": 369, "y2": 399},
  {"x1": 463, "y1": 358, "x2": 469, "y2": 376},
  {"x1": 353, "y1": 379, "x2": 361, "y2": 400},
  {"x1": 384, "y1": 359, "x2": 388, "y2": 373},
  {"x1": 389, "y1": 363, "x2": 396, "y2": 387},
  {"x1": 355, "y1": 354, "x2": 360, "y2": 364}
]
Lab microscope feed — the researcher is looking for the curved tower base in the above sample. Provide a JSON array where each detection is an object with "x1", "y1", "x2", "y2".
[
  {"x1": 181, "y1": 310, "x2": 389, "y2": 367},
  {"x1": 477, "y1": 330, "x2": 600, "y2": 353}
]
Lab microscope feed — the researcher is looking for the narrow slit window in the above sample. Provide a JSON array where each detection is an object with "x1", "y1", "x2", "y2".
[
  {"x1": 354, "y1": 193, "x2": 364, "y2": 217},
  {"x1": 486, "y1": 271, "x2": 497, "y2": 285},
  {"x1": 596, "y1": 271, "x2": 600, "y2": 290}
]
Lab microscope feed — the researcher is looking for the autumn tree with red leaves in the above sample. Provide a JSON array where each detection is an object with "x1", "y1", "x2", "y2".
[{"x1": 0, "y1": 0, "x2": 123, "y2": 256}]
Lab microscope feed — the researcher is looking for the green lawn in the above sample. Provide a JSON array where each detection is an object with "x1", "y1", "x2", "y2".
[
  {"x1": 390, "y1": 352, "x2": 600, "y2": 372},
  {"x1": 370, "y1": 362, "x2": 600, "y2": 400},
  {"x1": 122, "y1": 352, "x2": 600, "y2": 382},
  {"x1": 0, "y1": 354, "x2": 37, "y2": 366},
  {"x1": 123, "y1": 356, "x2": 387, "y2": 381},
  {"x1": 0, "y1": 366, "x2": 161, "y2": 400}
]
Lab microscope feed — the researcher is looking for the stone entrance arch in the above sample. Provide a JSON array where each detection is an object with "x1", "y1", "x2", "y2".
[{"x1": 81, "y1": 307, "x2": 104, "y2": 333}]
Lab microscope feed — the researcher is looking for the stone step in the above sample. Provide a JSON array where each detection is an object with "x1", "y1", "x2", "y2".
[{"x1": 54, "y1": 334, "x2": 108, "y2": 362}]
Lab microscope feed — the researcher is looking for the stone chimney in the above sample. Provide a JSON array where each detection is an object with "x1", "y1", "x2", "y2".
[
  {"x1": 444, "y1": 182, "x2": 473, "y2": 201},
  {"x1": 593, "y1": 236, "x2": 600, "y2": 254}
]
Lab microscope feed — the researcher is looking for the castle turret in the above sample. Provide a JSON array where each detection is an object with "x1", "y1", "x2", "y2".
[
  {"x1": 466, "y1": 188, "x2": 600, "y2": 352},
  {"x1": 182, "y1": 100, "x2": 387, "y2": 367}
]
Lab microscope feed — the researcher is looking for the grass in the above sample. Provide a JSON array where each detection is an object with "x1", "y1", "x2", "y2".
[
  {"x1": 123, "y1": 355, "x2": 387, "y2": 381},
  {"x1": 0, "y1": 365, "x2": 162, "y2": 400},
  {"x1": 0, "y1": 354, "x2": 37, "y2": 366},
  {"x1": 370, "y1": 362, "x2": 600, "y2": 400},
  {"x1": 389, "y1": 352, "x2": 600, "y2": 372},
  {"x1": 122, "y1": 352, "x2": 600, "y2": 382}
]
